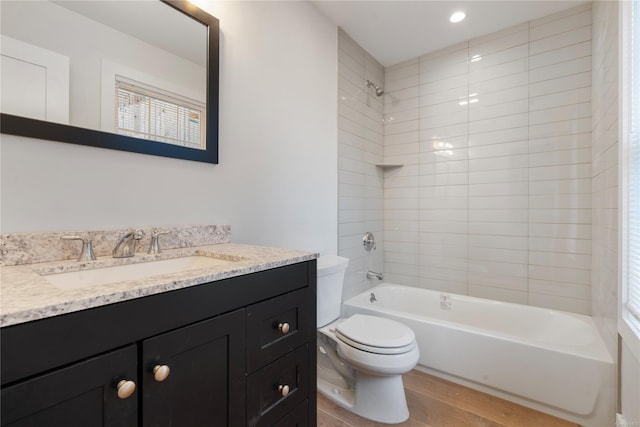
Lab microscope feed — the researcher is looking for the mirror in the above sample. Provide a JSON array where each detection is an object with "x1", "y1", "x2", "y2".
[{"x1": 0, "y1": 0, "x2": 219, "y2": 164}]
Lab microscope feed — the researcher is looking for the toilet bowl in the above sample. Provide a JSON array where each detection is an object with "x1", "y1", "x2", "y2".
[{"x1": 316, "y1": 256, "x2": 419, "y2": 424}]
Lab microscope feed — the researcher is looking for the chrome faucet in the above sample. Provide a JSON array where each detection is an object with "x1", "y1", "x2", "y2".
[
  {"x1": 113, "y1": 229, "x2": 145, "y2": 258},
  {"x1": 366, "y1": 270, "x2": 383, "y2": 280}
]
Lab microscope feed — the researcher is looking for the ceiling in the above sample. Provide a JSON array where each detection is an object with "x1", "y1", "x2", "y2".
[
  {"x1": 311, "y1": 1, "x2": 588, "y2": 67},
  {"x1": 54, "y1": 1, "x2": 207, "y2": 66}
]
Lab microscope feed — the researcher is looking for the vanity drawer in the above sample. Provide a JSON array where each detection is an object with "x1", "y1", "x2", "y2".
[
  {"x1": 273, "y1": 400, "x2": 308, "y2": 427},
  {"x1": 246, "y1": 288, "x2": 309, "y2": 372},
  {"x1": 246, "y1": 345, "x2": 308, "y2": 427}
]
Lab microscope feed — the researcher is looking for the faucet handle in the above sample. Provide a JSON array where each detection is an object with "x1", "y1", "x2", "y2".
[
  {"x1": 61, "y1": 236, "x2": 97, "y2": 261},
  {"x1": 148, "y1": 230, "x2": 170, "y2": 254}
]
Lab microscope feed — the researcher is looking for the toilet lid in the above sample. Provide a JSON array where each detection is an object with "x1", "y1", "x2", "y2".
[{"x1": 335, "y1": 314, "x2": 416, "y2": 354}]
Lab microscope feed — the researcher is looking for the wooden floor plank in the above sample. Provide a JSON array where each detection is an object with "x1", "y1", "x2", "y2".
[
  {"x1": 318, "y1": 407, "x2": 352, "y2": 427},
  {"x1": 317, "y1": 370, "x2": 580, "y2": 427},
  {"x1": 317, "y1": 393, "x2": 432, "y2": 427},
  {"x1": 402, "y1": 370, "x2": 579, "y2": 427},
  {"x1": 405, "y1": 388, "x2": 506, "y2": 427}
]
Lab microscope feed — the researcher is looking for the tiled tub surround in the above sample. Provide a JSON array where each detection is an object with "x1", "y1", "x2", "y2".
[
  {"x1": 0, "y1": 224, "x2": 231, "y2": 266},
  {"x1": 1, "y1": 227, "x2": 316, "y2": 327},
  {"x1": 381, "y1": 4, "x2": 593, "y2": 314},
  {"x1": 337, "y1": 29, "x2": 385, "y2": 301},
  {"x1": 590, "y1": 0, "x2": 619, "y2": 361}
]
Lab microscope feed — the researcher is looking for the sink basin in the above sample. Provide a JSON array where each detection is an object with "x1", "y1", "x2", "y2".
[{"x1": 42, "y1": 256, "x2": 235, "y2": 290}]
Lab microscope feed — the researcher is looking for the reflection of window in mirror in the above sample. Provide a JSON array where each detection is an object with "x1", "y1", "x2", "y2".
[{"x1": 114, "y1": 76, "x2": 206, "y2": 149}]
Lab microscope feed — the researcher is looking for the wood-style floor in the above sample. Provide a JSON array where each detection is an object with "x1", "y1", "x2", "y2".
[{"x1": 317, "y1": 370, "x2": 581, "y2": 427}]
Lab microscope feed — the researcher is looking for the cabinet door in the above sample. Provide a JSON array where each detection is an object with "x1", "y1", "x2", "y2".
[
  {"x1": 1, "y1": 345, "x2": 137, "y2": 427},
  {"x1": 142, "y1": 309, "x2": 246, "y2": 427}
]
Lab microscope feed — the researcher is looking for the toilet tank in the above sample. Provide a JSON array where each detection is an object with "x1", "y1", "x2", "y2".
[{"x1": 316, "y1": 255, "x2": 349, "y2": 327}]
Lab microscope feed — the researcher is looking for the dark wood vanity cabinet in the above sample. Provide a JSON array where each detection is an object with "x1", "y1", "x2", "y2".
[{"x1": 0, "y1": 260, "x2": 317, "y2": 427}]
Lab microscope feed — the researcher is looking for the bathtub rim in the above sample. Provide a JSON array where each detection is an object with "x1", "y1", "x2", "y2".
[{"x1": 343, "y1": 283, "x2": 615, "y2": 364}]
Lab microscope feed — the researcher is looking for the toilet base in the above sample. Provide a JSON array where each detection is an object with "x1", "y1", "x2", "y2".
[{"x1": 318, "y1": 370, "x2": 410, "y2": 424}]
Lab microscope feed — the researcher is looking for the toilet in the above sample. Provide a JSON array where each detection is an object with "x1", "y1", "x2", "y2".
[{"x1": 316, "y1": 255, "x2": 419, "y2": 424}]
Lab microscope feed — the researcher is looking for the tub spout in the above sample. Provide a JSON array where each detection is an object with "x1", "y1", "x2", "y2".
[{"x1": 366, "y1": 270, "x2": 383, "y2": 280}]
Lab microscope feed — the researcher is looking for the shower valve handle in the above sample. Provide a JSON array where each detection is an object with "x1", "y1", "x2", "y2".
[{"x1": 363, "y1": 232, "x2": 376, "y2": 251}]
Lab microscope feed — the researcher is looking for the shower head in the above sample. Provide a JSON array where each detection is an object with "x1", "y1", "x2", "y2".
[{"x1": 366, "y1": 79, "x2": 384, "y2": 97}]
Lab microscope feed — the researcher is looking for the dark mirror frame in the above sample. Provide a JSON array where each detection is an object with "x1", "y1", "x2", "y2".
[{"x1": 0, "y1": 0, "x2": 219, "y2": 164}]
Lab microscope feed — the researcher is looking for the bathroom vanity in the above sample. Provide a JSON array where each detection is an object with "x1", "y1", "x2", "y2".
[{"x1": 0, "y1": 233, "x2": 317, "y2": 427}]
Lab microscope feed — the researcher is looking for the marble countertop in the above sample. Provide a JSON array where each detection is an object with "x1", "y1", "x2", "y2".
[{"x1": 1, "y1": 243, "x2": 317, "y2": 328}]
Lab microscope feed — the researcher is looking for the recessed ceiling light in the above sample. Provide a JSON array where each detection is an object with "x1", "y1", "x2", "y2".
[{"x1": 450, "y1": 11, "x2": 466, "y2": 23}]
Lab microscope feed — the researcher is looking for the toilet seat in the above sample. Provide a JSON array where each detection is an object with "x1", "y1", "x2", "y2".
[
  {"x1": 336, "y1": 333, "x2": 416, "y2": 355},
  {"x1": 334, "y1": 334, "x2": 420, "y2": 376},
  {"x1": 317, "y1": 314, "x2": 419, "y2": 376},
  {"x1": 335, "y1": 314, "x2": 416, "y2": 355}
]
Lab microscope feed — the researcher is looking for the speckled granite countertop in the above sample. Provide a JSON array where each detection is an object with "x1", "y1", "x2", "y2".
[{"x1": 1, "y1": 243, "x2": 317, "y2": 328}]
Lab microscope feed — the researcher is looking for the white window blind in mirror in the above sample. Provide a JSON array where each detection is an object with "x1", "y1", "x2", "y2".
[
  {"x1": 622, "y1": 0, "x2": 640, "y2": 336},
  {"x1": 115, "y1": 76, "x2": 205, "y2": 149}
]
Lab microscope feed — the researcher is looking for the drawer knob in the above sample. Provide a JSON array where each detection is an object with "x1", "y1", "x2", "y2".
[
  {"x1": 153, "y1": 364, "x2": 171, "y2": 382},
  {"x1": 116, "y1": 380, "x2": 136, "y2": 399},
  {"x1": 278, "y1": 384, "x2": 290, "y2": 397},
  {"x1": 278, "y1": 322, "x2": 290, "y2": 334}
]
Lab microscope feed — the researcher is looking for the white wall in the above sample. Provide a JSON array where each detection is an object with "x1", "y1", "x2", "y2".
[
  {"x1": 621, "y1": 339, "x2": 640, "y2": 424},
  {"x1": 337, "y1": 30, "x2": 385, "y2": 300},
  {"x1": 0, "y1": 1, "x2": 338, "y2": 256},
  {"x1": 382, "y1": 4, "x2": 593, "y2": 314},
  {"x1": 609, "y1": 0, "x2": 640, "y2": 420}
]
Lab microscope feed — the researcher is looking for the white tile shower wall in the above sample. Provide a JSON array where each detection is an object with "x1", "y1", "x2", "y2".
[
  {"x1": 421, "y1": 43, "x2": 471, "y2": 296},
  {"x1": 591, "y1": 1, "x2": 618, "y2": 357},
  {"x1": 383, "y1": 4, "x2": 593, "y2": 314},
  {"x1": 338, "y1": 29, "x2": 385, "y2": 301},
  {"x1": 469, "y1": 24, "x2": 530, "y2": 304},
  {"x1": 528, "y1": 5, "x2": 593, "y2": 314},
  {"x1": 384, "y1": 58, "x2": 422, "y2": 287}
]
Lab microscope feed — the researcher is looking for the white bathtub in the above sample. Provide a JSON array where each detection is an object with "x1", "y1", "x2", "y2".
[{"x1": 342, "y1": 284, "x2": 616, "y2": 427}]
